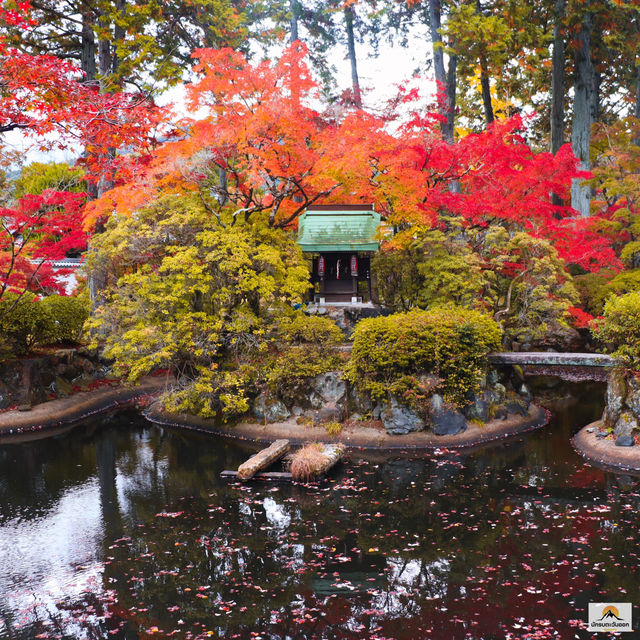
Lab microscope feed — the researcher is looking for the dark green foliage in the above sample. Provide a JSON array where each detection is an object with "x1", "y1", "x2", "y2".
[
  {"x1": 0, "y1": 294, "x2": 88, "y2": 355},
  {"x1": 371, "y1": 227, "x2": 484, "y2": 312},
  {"x1": 40, "y1": 294, "x2": 90, "y2": 344},
  {"x1": 345, "y1": 307, "x2": 502, "y2": 406},
  {"x1": 0, "y1": 294, "x2": 50, "y2": 355}
]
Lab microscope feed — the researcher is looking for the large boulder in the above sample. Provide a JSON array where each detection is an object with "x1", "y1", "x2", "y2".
[
  {"x1": 311, "y1": 371, "x2": 347, "y2": 404},
  {"x1": 431, "y1": 407, "x2": 467, "y2": 436},
  {"x1": 613, "y1": 411, "x2": 639, "y2": 439},
  {"x1": 615, "y1": 435, "x2": 636, "y2": 447},
  {"x1": 313, "y1": 402, "x2": 345, "y2": 424},
  {"x1": 252, "y1": 393, "x2": 290, "y2": 424},
  {"x1": 463, "y1": 392, "x2": 489, "y2": 423},
  {"x1": 348, "y1": 385, "x2": 373, "y2": 415},
  {"x1": 605, "y1": 368, "x2": 627, "y2": 427},
  {"x1": 429, "y1": 396, "x2": 466, "y2": 435},
  {"x1": 505, "y1": 398, "x2": 529, "y2": 417},
  {"x1": 381, "y1": 396, "x2": 424, "y2": 435},
  {"x1": 489, "y1": 383, "x2": 507, "y2": 404}
]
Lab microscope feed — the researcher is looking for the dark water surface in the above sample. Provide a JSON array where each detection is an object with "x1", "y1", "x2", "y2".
[{"x1": 1, "y1": 380, "x2": 639, "y2": 640}]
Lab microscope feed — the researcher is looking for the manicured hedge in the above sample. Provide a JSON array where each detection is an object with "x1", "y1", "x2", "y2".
[
  {"x1": 345, "y1": 306, "x2": 502, "y2": 405},
  {"x1": 0, "y1": 294, "x2": 89, "y2": 355}
]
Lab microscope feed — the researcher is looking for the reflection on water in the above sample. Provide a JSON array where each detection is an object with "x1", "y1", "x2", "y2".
[{"x1": 0, "y1": 382, "x2": 639, "y2": 639}]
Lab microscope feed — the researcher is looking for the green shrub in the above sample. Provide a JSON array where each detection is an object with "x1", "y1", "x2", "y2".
[
  {"x1": 278, "y1": 314, "x2": 344, "y2": 346},
  {"x1": 345, "y1": 306, "x2": 502, "y2": 405},
  {"x1": 593, "y1": 291, "x2": 640, "y2": 370},
  {"x1": 0, "y1": 293, "x2": 89, "y2": 355},
  {"x1": 40, "y1": 294, "x2": 90, "y2": 344},
  {"x1": 0, "y1": 294, "x2": 51, "y2": 355},
  {"x1": 575, "y1": 269, "x2": 640, "y2": 317}
]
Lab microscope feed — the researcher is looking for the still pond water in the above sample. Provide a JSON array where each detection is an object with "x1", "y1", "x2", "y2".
[{"x1": 0, "y1": 380, "x2": 639, "y2": 640}]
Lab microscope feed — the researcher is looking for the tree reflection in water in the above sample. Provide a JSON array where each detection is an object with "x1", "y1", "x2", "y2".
[{"x1": 1, "y1": 382, "x2": 640, "y2": 639}]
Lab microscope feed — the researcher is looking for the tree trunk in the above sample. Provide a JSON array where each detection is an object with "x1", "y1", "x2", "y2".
[
  {"x1": 81, "y1": 10, "x2": 96, "y2": 83},
  {"x1": 98, "y1": 37, "x2": 111, "y2": 83},
  {"x1": 479, "y1": 61, "x2": 493, "y2": 126},
  {"x1": 550, "y1": 0, "x2": 565, "y2": 154},
  {"x1": 475, "y1": 0, "x2": 493, "y2": 126},
  {"x1": 570, "y1": 12, "x2": 592, "y2": 217},
  {"x1": 111, "y1": 0, "x2": 126, "y2": 77},
  {"x1": 427, "y1": 0, "x2": 446, "y2": 88},
  {"x1": 590, "y1": 68, "x2": 600, "y2": 123},
  {"x1": 345, "y1": 4, "x2": 362, "y2": 108},
  {"x1": 290, "y1": 0, "x2": 300, "y2": 43},
  {"x1": 82, "y1": 10, "x2": 98, "y2": 201},
  {"x1": 444, "y1": 52, "x2": 457, "y2": 144},
  {"x1": 427, "y1": 0, "x2": 457, "y2": 144}
]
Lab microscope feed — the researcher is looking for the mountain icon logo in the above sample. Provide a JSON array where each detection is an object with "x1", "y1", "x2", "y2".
[{"x1": 599, "y1": 606, "x2": 623, "y2": 621}]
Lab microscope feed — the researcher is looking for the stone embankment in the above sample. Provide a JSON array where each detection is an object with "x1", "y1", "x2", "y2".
[{"x1": 573, "y1": 367, "x2": 640, "y2": 473}]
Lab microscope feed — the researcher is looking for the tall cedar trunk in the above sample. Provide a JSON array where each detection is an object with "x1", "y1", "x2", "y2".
[
  {"x1": 475, "y1": 0, "x2": 493, "y2": 125},
  {"x1": 428, "y1": 0, "x2": 456, "y2": 144},
  {"x1": 290, "y1": 0, "x2": 300, "y2": 43},
  {"x1": 591, "y1": 69, "x2": 600, "y2": 122},
  {"x1": 81, "y1": 10, "x2": 98, "y2": 201},
  {"x1": 570, "y1": 12, "x2": 592, "y2": 217},
  {"x1": 550, "y1": 0, "x2": 565, "y2": 154},
  {"x1": 81, "y1": 11, "x2": 96, "y2": 82},
  {"x1": 479, "y1": 60, "x2": 493, "y2": 125},
  {"x1": 344, "y1": 5, "x2": 362, "y2": 108},
  {"x1": 445, "y1": 53, "x2": 457, "y2": 144},
  {"x1": 90, "y1": 7, "x2": 117, "y2": 305},
  {"x1": 111, "y1": 0, "x2": 126, "y2": 76}
]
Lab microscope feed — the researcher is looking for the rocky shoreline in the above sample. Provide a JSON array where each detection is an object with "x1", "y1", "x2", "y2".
[
  {"x1": 0, "y1": 372, "x2": 548, "y2": 451},
  {"x1": 145, "y1": 402, "x2": 549, "y2": 451},
  {"x1": 573, "y1": 421, "x2": 640, "y2": 473}
]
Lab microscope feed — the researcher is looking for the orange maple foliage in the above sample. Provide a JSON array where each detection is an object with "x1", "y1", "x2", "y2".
[{"x1": 84, "y1": 44, "x2": 619, "y2": 273}]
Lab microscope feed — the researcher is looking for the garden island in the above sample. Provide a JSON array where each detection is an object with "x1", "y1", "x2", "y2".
[{"x1": 2, "y1": 1, "x2": 640, "y2": 638}]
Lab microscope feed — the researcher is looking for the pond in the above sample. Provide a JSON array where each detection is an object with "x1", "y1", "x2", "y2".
[{"x1": 0, "y1": 379, "x2": 638, "y2": 640}]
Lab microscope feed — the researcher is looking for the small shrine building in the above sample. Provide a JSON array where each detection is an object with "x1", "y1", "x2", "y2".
[{"x1": 297, "y1": 204, "x2": 381, "y2": 303}]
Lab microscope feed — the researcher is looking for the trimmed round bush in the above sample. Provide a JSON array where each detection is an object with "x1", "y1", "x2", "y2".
[
  {"x1": 0, "y1": 294, "x2": 50, "y2": 355},
  {"x1": 593, "y1": 291, "x2": 640, "y2": 370},
  {"x1": 0, "y1": 293, "x2": 89, "y2": 354},
  {"x1": 40, "y1": 294, "x2": 90, "y2": 344},
  {"x1": 345, "y1": 306, "x2": 502, "y2": 405}
]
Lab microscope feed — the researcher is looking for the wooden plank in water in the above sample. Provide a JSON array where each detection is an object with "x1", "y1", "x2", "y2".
[
  {"x1": 221, "y1": 470, "x2": 293, "y2": 481},
  {"x1": 237, "y1": 439, "x2": 290, "y2": 480}
]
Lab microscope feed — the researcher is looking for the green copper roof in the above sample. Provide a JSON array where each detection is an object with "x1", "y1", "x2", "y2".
[{"x1": 297, "y1": 208, "x2": 381, "y2": 252}]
